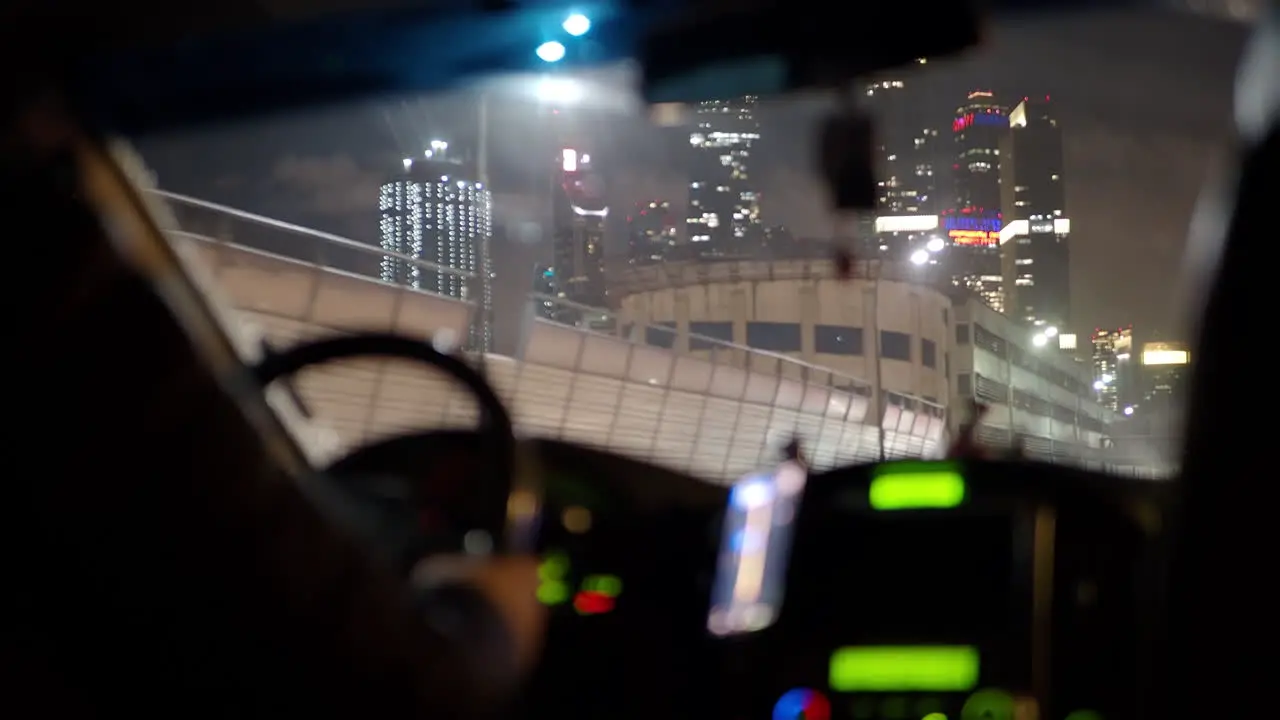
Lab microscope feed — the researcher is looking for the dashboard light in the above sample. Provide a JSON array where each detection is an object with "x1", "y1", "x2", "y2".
[
  {"x1": 581, "y1": 574, "x2": 622, "y2": 597},
  {"x1": 536, "y1": 553, "x2": 572, "y2": 605},
  {"x1": 573, "y1": 590, "x2": 615, "y2": 615},
  {"x1": 869, "y1": 461, "x2": 966, "y2": 510},
  {"x1": 537, "y1": 580, "x2": 570, "y2": 605},
  {"x1": 773, "y1": 689, "x2": 830, "y2": 720},
  {"x1": 829, "y1": 645, "x2": 980, "y2": 693},
  {"x1": 538, "y1": 552, "x2": 570, "y2": 581}
]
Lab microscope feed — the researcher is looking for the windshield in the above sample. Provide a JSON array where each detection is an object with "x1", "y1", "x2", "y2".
[{"x1": 130, "y1": 7, "x2": 1250, "y2": 483}]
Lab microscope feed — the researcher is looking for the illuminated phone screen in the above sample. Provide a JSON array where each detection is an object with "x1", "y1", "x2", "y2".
[{"x1": 708, "y1": 461, "x2": 807, "y2": 636}]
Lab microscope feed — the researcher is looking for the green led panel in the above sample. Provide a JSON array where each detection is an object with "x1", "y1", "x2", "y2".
[
  {"x1": 868, "y1": 461, "x2": 966, "y2": 511},
  {"x1": 829, "y1": 645, "x2": 980, "y2": 693}
]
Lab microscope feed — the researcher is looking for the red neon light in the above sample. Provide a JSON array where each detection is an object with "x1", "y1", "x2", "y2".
[{"x1": 573, "y1": 591, "x2": 615, "y2": 615}]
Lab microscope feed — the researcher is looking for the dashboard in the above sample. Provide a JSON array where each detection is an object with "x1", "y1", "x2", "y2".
[
  {"x1": 521, "y1": 451, "x2": 1168, "y2": 720},
  {"x1": 520, "y1": 439, "x2": 727, "y2": 719},
  {"x1": 324, "y1": 433, "x2": 1169, "y2": 720}
]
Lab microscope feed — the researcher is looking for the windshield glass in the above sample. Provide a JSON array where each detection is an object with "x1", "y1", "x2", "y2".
[{"x1": 131, "y1": 6, "x2": 1251, "y2": 482}]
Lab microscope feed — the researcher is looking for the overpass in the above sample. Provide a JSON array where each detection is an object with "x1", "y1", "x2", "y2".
[{"x1": 154, "y1": 190, "x2": 1166, "y2": 481}]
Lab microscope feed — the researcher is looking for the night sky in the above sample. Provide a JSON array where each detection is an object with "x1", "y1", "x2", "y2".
[{"x1": 137, "y1": 9, "x2": 1248, "y2": 349}]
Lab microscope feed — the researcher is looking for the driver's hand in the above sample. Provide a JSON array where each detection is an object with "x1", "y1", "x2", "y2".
[{"x1": 413, "y1": 554, "x2": 547, "y2": 689}]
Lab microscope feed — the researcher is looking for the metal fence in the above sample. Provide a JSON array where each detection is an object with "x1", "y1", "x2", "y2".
[
  {"x1": 152, "y1": 190, "x2": 476, "y2": 290},
  {"x1": 175, "y1": 232, "x2": 946, "y2": 479}
]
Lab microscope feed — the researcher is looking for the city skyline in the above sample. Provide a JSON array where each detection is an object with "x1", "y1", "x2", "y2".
[{"x1": 137, "y1": 10, "x2": 1244, "y2": 347}]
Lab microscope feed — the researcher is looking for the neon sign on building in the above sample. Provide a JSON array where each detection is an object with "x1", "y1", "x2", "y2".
[
  {"x1": 952, "y1": 113, "x2": 1008, "y2": 133},
  {"x1": 944, "y1": 216, "x2": 1001, "y2": 246}
]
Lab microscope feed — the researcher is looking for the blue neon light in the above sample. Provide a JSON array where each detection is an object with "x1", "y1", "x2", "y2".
[{"x1": 944, "y1": 217, "x2": 1003, "y2": 234}]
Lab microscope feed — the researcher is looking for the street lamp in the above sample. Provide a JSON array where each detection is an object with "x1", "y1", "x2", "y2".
[
  {"x1": 562, "y1": 13, "x2": 591, "y2": 36},
  {"x1": 925, "y1": 235, "x2": 945, "y2": 253},
  {"x1": 536, "y1": 41, "x2": 566, "y2": 63},
  {"x1": 1032, "y1": 332, "x2": 1049, "y2": 348},
  {"x1": 909, "y1": 248, "x2": 930, "y2": 266}
]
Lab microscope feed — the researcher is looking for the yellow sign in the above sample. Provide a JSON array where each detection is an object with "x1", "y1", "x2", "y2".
[{"x1": 948, "y1": 229, "x2": 999, "y2": 246}]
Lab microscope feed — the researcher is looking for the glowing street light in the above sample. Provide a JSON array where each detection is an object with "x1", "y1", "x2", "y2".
[
  {"x1": 1032, "y1": 332, "x2": 1049, "y2": 348},
  {"x1": 536, "y1": 41, "x2": 566, "y2": 63},
  {"x1": 1123, "y1": 405, "x2": 1135, "y2": 416},
  {"x1": 925, "y1": 236, "x2": 945, "y2": 253},
  {"x1": 909, "y1": 249, "x2": 930, "y2": 265},
  {"x1": 1044, "y1": 326, "x2": 1059, "y2": 338},
  {"x1": 562, "y1": 13, "x2": 591, "y2": 36}
]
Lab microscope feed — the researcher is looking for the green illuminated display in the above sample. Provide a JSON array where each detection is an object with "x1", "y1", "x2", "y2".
[
  {"x1": 829, "y1": 645, "x2": 980, "y2": 692},
  {"x1": 868, "y1": 461, "x2": 966, "y2": 510},
  {"x1": 581, "y1": 574, "x2": 623, "y2": 596},
  {"x1": 537, "y1": 553, "x2": 571, "y2": 606},
  {"x1": 536, "y1": 555, "x2": 625, "y2": 610}
]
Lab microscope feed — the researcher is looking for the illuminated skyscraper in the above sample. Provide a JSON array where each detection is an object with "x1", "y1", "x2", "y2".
[
  {"x1": 627, "y1": 200, "x2": 677, "y2": 266},
  {"x1": 379, "y1": 154, "x2": 493, "y2": 348},
  {"x1": 531, "y1": 263, "x2": 562, "y2": 322},
  {"x1": 948, "y1": 90, "x2": 1007, "y2": 312},
  {"x1": 1091, "y1": 326, "x2": 1134, "y2": 412},
  {"x1": 551, "y1": 147, "x2": 612, "y2": 329},
  {"x1": 686, "y1": 96, "x2": 762, "y2": 258},
  {"x1": 1000, "y1": 96, "x2": 1070, "y2": 330},
  {"x1": 865, "y1": 64, "x2": 938, "y2": 217}
]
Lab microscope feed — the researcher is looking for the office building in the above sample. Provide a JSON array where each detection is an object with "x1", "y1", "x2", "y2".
[
  {"x1": 626, "y1": 200, "x2": 677, "y2": 266},
  {"x1": 999, "y1": 96, "x2": 1071, "y2": 330},
  {"x1": 865, "y1": 65, "x2": 939, "y2": 217},
  {"x1": 1091, "y1": 326, "x2": 1135, "y2": 413},
  {"x1": 551, "y1": 147, "x2": 613, "y2": 331},
  {"x1": 686, "y1": 96, "x2": 763, "y2": 257},
  {"x1": 947, "y1": 90, "x2": 1007, "y2": 312}
]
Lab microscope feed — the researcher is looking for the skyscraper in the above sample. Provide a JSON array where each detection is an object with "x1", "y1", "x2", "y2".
[
  {"x1": 531, "y1": 263, "x2": 563, "y2": 322},
  {"x1": 1000, "y1": 96, "x2": 1071, "y2": 330},
  {"x1": 865, "y1": 65, "x2": 938, "y2": 217},
  {"x1": 627, "y1": 200, "x2": 677, "y2": 266},
  {"x1": 378, "y1": 154, "x2": 493, "y2": 348},
  {"x1": 1091, "y1": 326, "x2": 1134, "y2": 412},
  {"x1": 551, "y1": 147, "x2": 611, "y2": 328},
  {"x1": 947, "y1": 90, "x2": 1007, "y2": 312},
  {"x1": 686, "y1": 96, "x2": 762, "y2": 258}
]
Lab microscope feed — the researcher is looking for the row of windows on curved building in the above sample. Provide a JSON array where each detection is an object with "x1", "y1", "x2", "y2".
[
  {"x1": 635, "y1": 320, "x2": 939, "y2": 365},
  {"x1": 624, "y1": 317, "x2": 1106, "y2": 437},
  {"x1": 628, "y1": 319, "x2": 1090, "y2": 396}
]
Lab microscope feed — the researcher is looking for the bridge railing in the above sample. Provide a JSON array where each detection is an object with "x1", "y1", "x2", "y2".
[
  {"x1": 150, "y1": 190, "x2": 476, "y2": 289},
  {"x1": 515, "y1": 292, "x2": 949, "y2": 470}
]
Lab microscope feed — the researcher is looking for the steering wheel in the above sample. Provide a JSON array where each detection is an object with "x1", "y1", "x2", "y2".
[{"x1": 251, "y1": 331, "x2": 534, "y2": 570}]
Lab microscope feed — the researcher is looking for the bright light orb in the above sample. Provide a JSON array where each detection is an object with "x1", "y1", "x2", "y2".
[
  {"x1": 562, "y1": 13, "x2": 591, "y2": 36},
  {"x1": 536, "y1": 41, "x2": 566, "y2": 63}
]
